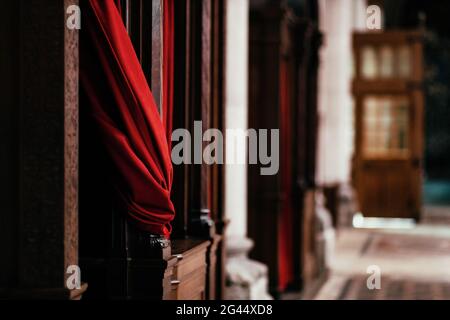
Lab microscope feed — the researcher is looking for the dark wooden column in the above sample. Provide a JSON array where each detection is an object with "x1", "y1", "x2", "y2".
[
  {"x1": 185, "y1": 0, "x2": 220, "y2": 301},
  {"x1": 0, "y1": 0, "x2": 83, "y2": 299},
  {"x1": 186, "y1": 0, "x2": 214, "y2": 239},
  {"x1": 248, "y1": 2, "x2": 283, "y2": 296},
  {"x1": 292, "y1": 19, "x2": 323, "y2": 290},
  {"x1": 210, "y1": 0, "x2": 228, "y2": 300},
  {"x1": 248, "y1": 0, "x2": 323, "y2": 296},
  {"x1": 171, "y1": 0, "x2": 190, "y2": 238}
]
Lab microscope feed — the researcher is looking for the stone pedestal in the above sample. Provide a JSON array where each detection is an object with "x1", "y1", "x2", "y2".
[
  {"x1": 225, "y1": 237, "x2": 272, "y2": 300},
  {"x1": 337, "y1": 183, "x2": 359, "y2": 229},
  {"x1": 315, "y1": 191, "x2": 336, "y2": 273}
]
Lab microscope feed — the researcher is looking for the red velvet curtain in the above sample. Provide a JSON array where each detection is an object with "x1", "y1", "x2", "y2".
[
  {"x1": 278, "y1": 59, "x2": 295, "y2": 291},
  {"x1": 81, "y1": 0, "x2": 175, "y2": 237}
]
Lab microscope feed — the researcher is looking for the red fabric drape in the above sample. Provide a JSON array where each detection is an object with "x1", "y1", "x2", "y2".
[
  {"x1": 278, "y1": 59, "x2": 295, "y2": 291},
  {"x1": 81, "y1": 0, "x2": 175, "y2": 237}
]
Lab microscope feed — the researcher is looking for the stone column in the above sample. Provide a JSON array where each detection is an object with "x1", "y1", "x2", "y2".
[
  {"x1": 316, "y1": 0, "x2": 366, "y2": 185},
  {"x1": 224, "y1": 0, "x2": 271, "y2": 300},
  {"x1": 315, "y1": 0, "x2": 367, "y2": 230}
]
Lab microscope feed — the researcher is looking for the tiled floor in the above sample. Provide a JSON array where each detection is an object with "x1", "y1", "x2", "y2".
[
  {"x1": 327, "y1": 275, "x2": 450, "y2": 300},
  {"x1": 314, "y1": 208, "x2": 450, "y2": 300}
]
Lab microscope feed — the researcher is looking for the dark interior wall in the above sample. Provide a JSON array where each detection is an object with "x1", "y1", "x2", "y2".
[
  {"x1": 379, "y1": 0, "x2": 450, "y2": 201},
  {"x1": 1, "y1": 1, "x2": 73, "y2": 292},
  {"x1": 385, "y1": 0, "x2": 450, "y2": 181},
  {"x1": 369, "y1": 0, "x2": 442, "y2": 30},
  {"x1": 424, "y1": 36, "x2": 450, "y2": 181},
  {"x1": 0, "y1": 1, "x2": 20, "y2": 288},
  {"x1": 382, "y1": 0, "x2": 450, "y2": 35}
]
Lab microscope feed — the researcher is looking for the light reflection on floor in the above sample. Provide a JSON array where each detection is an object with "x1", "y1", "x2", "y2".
[{"x1": 314, "y1": 207, "x2": 450, "y2": 300}]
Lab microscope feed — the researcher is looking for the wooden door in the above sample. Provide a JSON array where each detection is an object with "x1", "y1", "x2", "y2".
[{"x1": 353, "y1": 31, "x2": 425, "y2": 220}]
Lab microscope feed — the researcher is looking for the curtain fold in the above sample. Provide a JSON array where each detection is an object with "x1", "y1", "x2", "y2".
[{"x1": 80, "y1": 0, "x2": 175, "y2": 237}]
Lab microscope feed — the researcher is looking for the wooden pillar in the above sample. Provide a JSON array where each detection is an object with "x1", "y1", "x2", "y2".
[
  {"x1": 190, "y1": 0, "x2": 223, "y2": 301},
  {"x1": 248, "y1": 0, "x2": 323, "y2": 296},
  {"x1": 248, "y1": 3, "x2": 284, "y2": 295}
]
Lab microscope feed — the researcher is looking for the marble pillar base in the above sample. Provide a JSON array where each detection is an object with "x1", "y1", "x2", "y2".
[
  {"x1": 225, "y1": 237, "x2": 273, "y2": 300},
  {"x1": 315, "y1": 190, "x2": 336, "y2": 273},
  {"x1": 337, "y1": 183, "x2": 359, "y2": 229}
]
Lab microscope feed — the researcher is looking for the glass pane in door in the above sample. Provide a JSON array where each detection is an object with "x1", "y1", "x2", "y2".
[
  {"x1": 361, "y1": 46, "x2": 378, "y2": 79},
  {"x1": 363, "y1": 96, "x2": 410, "y2": 157},
  {"x1": 379, "y1": 45, "x2": 395, "y2": 78},
  {"x1": 397, "y1": 45, "x2": 412, "y2": 78}
]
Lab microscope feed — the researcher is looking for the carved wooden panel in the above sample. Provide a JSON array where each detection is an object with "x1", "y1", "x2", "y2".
[
  {"x1": 151, "y1": 0, "x2": 163, "y2": 113},
  {"x1": 64, "y1": 0, "x2": 80, "y2": 283}
]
